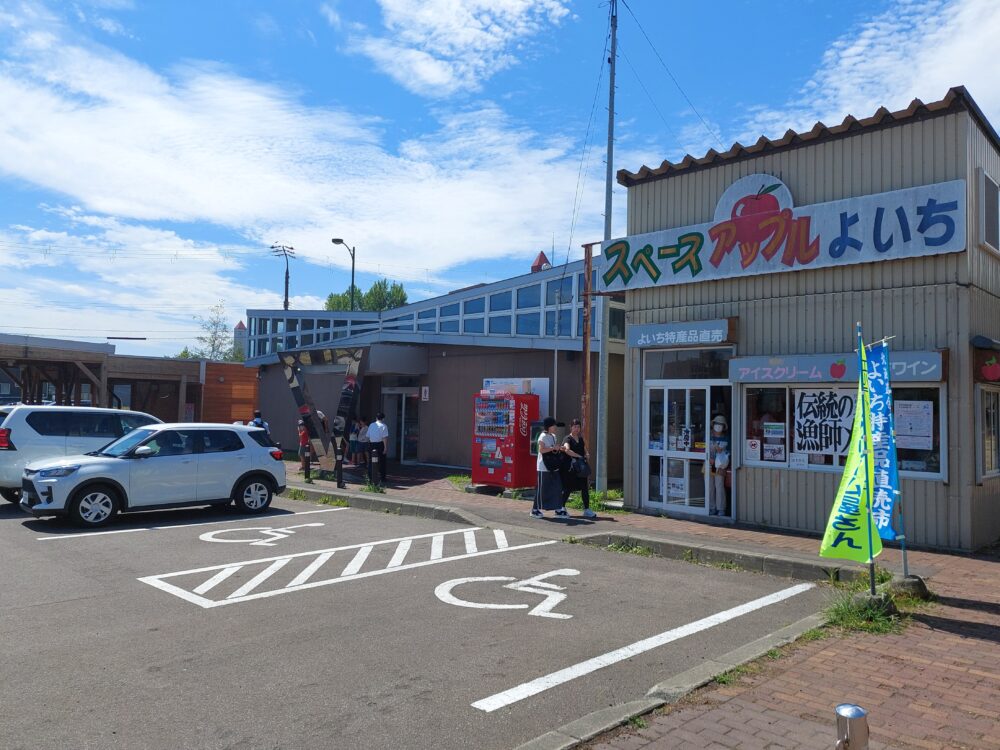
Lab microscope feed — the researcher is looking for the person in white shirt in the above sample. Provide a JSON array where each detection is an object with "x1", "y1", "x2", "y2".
[
  {"x1": 366, "y1": 412, "x2": 389, "y2": 486},
  {"x1": 532, "y1": 417, "x2": 567, "y2": 519}
]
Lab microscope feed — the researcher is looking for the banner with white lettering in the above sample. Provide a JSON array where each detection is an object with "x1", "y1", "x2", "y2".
[
  {"x1": 792, "y1": 389, "x2": 855, "y2": 456},
  {"x1": 867, "y1": 343, "x2": 901, "y2": 541}
]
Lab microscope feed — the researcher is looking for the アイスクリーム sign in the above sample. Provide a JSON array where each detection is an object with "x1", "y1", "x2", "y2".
[{"x1": 600, "y1": 174, "x2": 966, "y2": 292}]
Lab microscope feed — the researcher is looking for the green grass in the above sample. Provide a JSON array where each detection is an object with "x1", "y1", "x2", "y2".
[
  {"x1": 682, "y1": 548, "x2": 697, "y2": 563},
  {"x1": 446, "y1": 474, "x2": 471, "y2": 489},
  {"x1": 565, "y1": 488, "x2": 628, "y2": 514},
  {"x1": 825, "y1": 590, "x2": 904, "y2": 634},
  {"x1": 315, "y1": 496, "x2": 349, "y2": 508},
  {"x1": 713, "y1": 664, "x2": 754, "y2": 685},
  {"x1": 799, "y1": 627, "x2": 830, "y2": 642},
  {"x1": 284, "y1": 488, "x2": 308, "y2": 501},
  {"x1": 765, "y1": 649, "x2": 782, "y2": 660},
  {"x1": 562, "y1": 535, "x2": 581, "y2": 544},
  {"x1": 362, "y1": 481, "x2": 386, "y2": 494},
  {"x1": 626, "y1": 716, "x2": 648, "y2": 730},
  {"x1": 838, "y1": 565, "x2": 894, "y2": 591},
  {"x1": 606, "y1": 540, "x2": 654, "y2": 557}
]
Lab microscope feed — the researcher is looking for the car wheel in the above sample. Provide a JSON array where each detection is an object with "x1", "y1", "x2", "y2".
[
  {"x1": 0, "y1": 487, "x2": 20, "y2": 504},
  {"x1": 234, "y1": 477, "x2": 272, "y2": 513},
  {"x1": 69, "y1": 485, "x2": 119, "y2": 528}
]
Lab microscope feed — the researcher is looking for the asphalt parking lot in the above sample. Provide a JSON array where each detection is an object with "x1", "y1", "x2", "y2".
[{"x1": 0, "y1": 498, "x2": 829, "y2": 750}]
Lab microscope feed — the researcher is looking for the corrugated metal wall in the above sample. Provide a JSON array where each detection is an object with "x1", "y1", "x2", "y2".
[{"x1": 621, "y1": 110, "x2": 1000, "y2": 550}]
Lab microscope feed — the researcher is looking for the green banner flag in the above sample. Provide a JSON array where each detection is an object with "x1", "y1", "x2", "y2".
[{"x1": 820, "y1": 333, "x2": 883, "y2": 563}]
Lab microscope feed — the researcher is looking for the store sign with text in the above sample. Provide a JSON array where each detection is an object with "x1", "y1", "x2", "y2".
[
  {"x1": 600, "y1": 174, "x2": 966, "y2": 292},
  {"x1": 792, "y1": 388, "x2": 855, "y2": 456},
  {"x1": 730, "y1": 351, "x2": 943, "y2": 383}
]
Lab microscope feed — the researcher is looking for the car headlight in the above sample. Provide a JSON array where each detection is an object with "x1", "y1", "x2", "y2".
[{"x1": 38, "y1": 466, "x2": 80, "y2": 478}]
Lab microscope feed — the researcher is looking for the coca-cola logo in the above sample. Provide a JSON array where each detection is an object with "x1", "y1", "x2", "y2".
[{"x1": 519, "y1": 403, "x2": 529, "y2": 436}]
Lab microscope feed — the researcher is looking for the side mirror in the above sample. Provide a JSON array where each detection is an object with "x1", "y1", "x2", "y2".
[{"x1": 133, "y1": 445, "x2": 154, "y2": 458}]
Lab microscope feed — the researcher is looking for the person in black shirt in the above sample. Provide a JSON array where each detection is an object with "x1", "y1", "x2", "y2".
[{"x1": 561, "y1": 418, "x2": 595, "y2": 518}]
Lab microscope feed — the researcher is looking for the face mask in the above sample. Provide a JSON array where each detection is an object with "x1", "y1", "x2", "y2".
[{"x1": 713, "y1": 425, "x2": 724, "y2": 433}]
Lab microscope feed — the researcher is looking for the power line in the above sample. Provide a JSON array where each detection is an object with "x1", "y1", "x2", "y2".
[
  {"x1": 620, "y1": 0, "x2": 725, "y2": 149},
  {"x1": 618, "y1": 41, "x2": 680, "y2": 144}
]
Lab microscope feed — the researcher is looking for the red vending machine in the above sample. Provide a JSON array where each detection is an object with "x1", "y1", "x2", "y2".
[{"x1": 471, "y1": 391, "x2": 539, "y2": 488}]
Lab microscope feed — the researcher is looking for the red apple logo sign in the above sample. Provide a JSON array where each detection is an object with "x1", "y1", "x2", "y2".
[
  {"x1": 731, "y1": 183, "x2": 782, "y2": 261},
  {"x1": 830, "y1": 359, "x2": 847, "y2": 379},
  {"x1": 982, "y1": 356, "x2": 1000, "y2": 381}
]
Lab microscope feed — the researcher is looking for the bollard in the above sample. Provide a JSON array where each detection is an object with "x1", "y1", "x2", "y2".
[{"x1": 835, "y1": 703, "x2": 869, "y2": 749}]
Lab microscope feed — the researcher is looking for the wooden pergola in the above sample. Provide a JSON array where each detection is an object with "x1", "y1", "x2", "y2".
[{"x1": 0, "y1": 335, "x2": 112, "y2": 406}]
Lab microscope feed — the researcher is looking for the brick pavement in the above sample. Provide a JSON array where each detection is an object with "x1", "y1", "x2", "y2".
[{"x1": 286, "y1": 463, "x2": 1000, "y2": 750}]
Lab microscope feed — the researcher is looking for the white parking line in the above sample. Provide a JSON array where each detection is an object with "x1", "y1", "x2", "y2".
[
  {"x1": 470, "y1": 582, "x2": 816, "y2": 712},
  {"x1": 36, "y1": 507, "x2": 348, "y2": 541}
]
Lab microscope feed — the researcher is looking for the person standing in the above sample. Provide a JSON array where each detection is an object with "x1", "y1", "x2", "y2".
[
  {"x1": 296, "y1": 419, "x2": 310, "y2": 473},
  {"x1": 707, "y1": 415, "x2": 731, "y2": 516},
  {"x1": 561, "y1": 418, "x2": 595, "y2": 518},
  {"x1": 532, "y1": 417, "x2": 566, "y2": 519},
  {"x1": 249, "y1": 410, "x2": 270, "y2": 436},
  {"x1": 366, "y1": 411, "x2": 390, "y2": 486},
  {"x1": 348, "y1": 419, "x2": 360, "y2": 467},
  {"x1": 357, "y1": 418, "x2": 370, "y2": 470}
]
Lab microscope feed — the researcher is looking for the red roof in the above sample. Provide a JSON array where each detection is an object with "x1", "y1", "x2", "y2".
[
  {"x1": 531, "y1": 251, "x2": 551, "y2": 273},
  {"x1": 618, "y1": 86, "x2": 999, "y2": 187},
  {"x1": 234, "y1": 320, "x2": 246, "y2": 330}
]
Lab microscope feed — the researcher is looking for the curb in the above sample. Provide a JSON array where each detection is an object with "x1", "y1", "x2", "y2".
[
  {"x1": 574, "y1": 531, "x2": 869, "y2": 582},
  {"x1": 281, "y1": 484, "x2": 491, "y2": 529},
  {"x1": 513, "y1": 612, "x2": 827, "y2": 750}
]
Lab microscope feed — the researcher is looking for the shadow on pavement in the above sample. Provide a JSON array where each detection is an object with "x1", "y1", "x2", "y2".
[{"x1": 931, "y1": 594, "x2": 1000, "y2": 617}]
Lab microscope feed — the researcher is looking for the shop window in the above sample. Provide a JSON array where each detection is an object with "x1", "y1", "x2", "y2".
[
  {"x1": 441, "y1": 303, "x2": 460, "y2": 317},
  {"x1": 893, "y1": 387, "x2": 943, "y2": 476},
  {"x1": 517, "y1": 284, "x2": 540, "y2": 309},
  {"x1": 463, "y1": 317, "x2": 485, "y2": 334},
  {"x1": 489, "y1": 316, "x2": 512, "y2": 334},
  {"x1": 545, "y1": 309, "x2": 571, "y2": 337},
  {"x1": 418, "y1": 308, "x2": 437, "y2": 319},
  {"x1": 516, "y1": 312, "x2": 540, "y2": 336},
  {"x1": 980, "y1": 386, "x2": 1000, "y2": 478},
  {"x1": 546, "y1": 277, "x2": 573, "y2": 305},
  {"x1": 609, "y1": 307, "x2": 626, "y2": 340},
  {"x1": 440, "y1": 320, "x2": 459, "y2": 333},
  {"x1": 744, "y1": 388, "x2": 789, "y2": 463},
  {"x1": 463, "y1": 297, "x2": 485, "y2": 315},
  {"x1": 644, "y1": 348, "x2": 732, "y2": 380},
  {"x1": 490, "y1": 291, "x2": 512, "y2": 311}
]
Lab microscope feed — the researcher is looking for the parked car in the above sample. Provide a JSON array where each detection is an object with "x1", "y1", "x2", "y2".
[
  {"x1": 20, "y1": 423, "x2": 287, "y2": 527},
  {"x1": 0, "y1": 405, "x2": 161, "y2": 504}
]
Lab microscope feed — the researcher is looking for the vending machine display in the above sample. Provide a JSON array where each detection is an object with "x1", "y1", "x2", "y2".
[{"x1": 471, "y1": 391, "x2": 539, "y2": 488}]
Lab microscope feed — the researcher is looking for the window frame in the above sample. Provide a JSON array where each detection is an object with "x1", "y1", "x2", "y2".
[
  {"x1": 739, "y1": 381, "x2": 948, "y2": 481},
  {"x1": 978, "y1": 167, "x2": 1000, "y2": 255},
  {"x1": 516, "y1": 284, "x2": 541, "y2": 309},
  {"x1": 976, "y1": 384, "x2": 1000, "y2": 482}
]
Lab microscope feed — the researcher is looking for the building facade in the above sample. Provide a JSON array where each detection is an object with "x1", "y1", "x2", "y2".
[
  {"x1": 245, "y1": 258, "x2": 626, "y2": 479},
  {"x1": 605, "y1": 87, "x2": 1000, "y2": 551}
]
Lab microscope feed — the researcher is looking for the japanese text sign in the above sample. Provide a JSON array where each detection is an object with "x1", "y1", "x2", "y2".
[
  {"x1": 729, "y1": 351, "x2": 942, "y2": 383},
  {"x1": 600, "y1": 174, "x2": 966, "y2": 292},
  {"x1": 792, "y1": 388, "x2": 855, "y2": 456},
  {"x1": 627, "y1": 319, "x2": 731, "y2": 349},
  {"x1": 867, "y1": 343, "x2": 900, "y2": 541}
]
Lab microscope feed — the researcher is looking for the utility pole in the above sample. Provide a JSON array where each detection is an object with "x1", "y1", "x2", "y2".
[
  {"x1": 270, "y1": 244, "x2": 296, "y2": 311},
  {"x1": 596, "y1": 0, "x2": 617, "y2": 493}
]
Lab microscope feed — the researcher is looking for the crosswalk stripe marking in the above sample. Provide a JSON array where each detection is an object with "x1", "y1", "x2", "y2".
[
  {"x1": 463, "y1": 530, "x2": 478, "y2": 554},
  {"x1": 494, "y1": 530, "x2": 508, "y2": 549},
  {"x1": 193, "y1": 566, "x2": 241, "y2": 595},
  {"x1": 387, "y1": 540, "x2": 411, "y2": 568},
  {"x1": 286, "y1": 551, "x2": 334, "y2": 588},
  {"x1": 341, "y1": 546, "x2": 372, "y2": 577},
  {"x1": 431, "y1": 534, "x2": 444, "y2": 560},
  {"x1": 227, "y1": 558, "x2": 290, "y2": 599}
]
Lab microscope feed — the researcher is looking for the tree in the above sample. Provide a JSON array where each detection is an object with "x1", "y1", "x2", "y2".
[
  {"x1": 324, "y1": 279, "x2": 407, "y2": 312},
  {"x1": 176, "y1": 302, "x2": 244, "y2": 361}
]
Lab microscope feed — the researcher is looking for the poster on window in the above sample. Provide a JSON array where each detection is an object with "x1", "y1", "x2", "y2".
[
  {"x1": 895, "y1": 400, "x2": 933, "y2": 449},
  {"x1": 792, "y1": 389, "x2": 855, "y2": 456}
]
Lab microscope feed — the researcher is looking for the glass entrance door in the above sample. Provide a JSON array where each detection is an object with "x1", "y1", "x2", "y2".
[{"x1": 644, "y1": 382, "x2": 731, "y2": 515}]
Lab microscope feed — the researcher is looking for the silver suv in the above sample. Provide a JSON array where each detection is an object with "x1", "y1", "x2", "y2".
[{"x1": 0, "y1": 405, "x2": 161, "y2": 503}]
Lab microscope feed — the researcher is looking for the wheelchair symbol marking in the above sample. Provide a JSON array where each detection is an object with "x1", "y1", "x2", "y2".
[
  {"x1": 199, "y1": 523, "x2": 325, "y2": 547},
  {"x1": 434, "y1": 569, "x2": 580, "y2": 619}
]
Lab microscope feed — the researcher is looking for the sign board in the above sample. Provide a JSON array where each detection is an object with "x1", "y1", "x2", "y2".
[
  {"x1": 791, "y1": 388, "x2": 855, "y2": 456},
  {"x1": 627, "y1": 319, "x2": 733, "y2": 349},
  {"x1": 483, "y1": 377, "x2": 550, "y2": 418},
  {"x1": 600, "y1": 175, "x2": 966, "y2": 292},
  {"x1": 421, "y1": 385, "x2": 430, "y2": 402},
  {"x1": 895, "y1": 400, "x2": 934, "y2": 450},
  {"x1": 745, "y1": 439, "x2": 761, "y2": 461},
  {"x1": 730, "y1": 351, "x2": 943, "y2": 383}
]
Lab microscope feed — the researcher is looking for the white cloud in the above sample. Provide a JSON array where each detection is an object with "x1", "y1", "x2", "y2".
[
  {"x1": 319, "y1": 2, "x2": 341, "y2": 30},
  {"x1": 354, "y1": 0, "x2": 571, "y2": 97},
  {"x1": 734, "y1": 0, "x2": 1000, "y2": 146}
]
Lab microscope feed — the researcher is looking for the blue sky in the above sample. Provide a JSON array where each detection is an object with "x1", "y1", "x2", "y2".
[{"x1": 1, "y1": 0, "x2": 998, "y2": 355}]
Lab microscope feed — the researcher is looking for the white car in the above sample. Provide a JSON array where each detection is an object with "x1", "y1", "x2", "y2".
[
  {"x1": 20, "y1": 423, "x2": 287, "y2": 527},
  {"x1": 0, "y1": 405, "x2": 161, "y2": 504}
]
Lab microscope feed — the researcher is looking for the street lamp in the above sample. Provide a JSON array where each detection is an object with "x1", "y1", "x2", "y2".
[
  {"x1": 331, "y1": 238, "x2": 356, "y2": 312},
  {"x1": 270, "y1": 244, "x2": 296, "y2": 311}
]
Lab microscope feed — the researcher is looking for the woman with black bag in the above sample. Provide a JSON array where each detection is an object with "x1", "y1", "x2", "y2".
[
  {"x1": 561, "y1": 418, "x2": 595, "y2": 518},
  {"x1": 532, "y1": 417, "x2": 567, "y2": 519}
]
